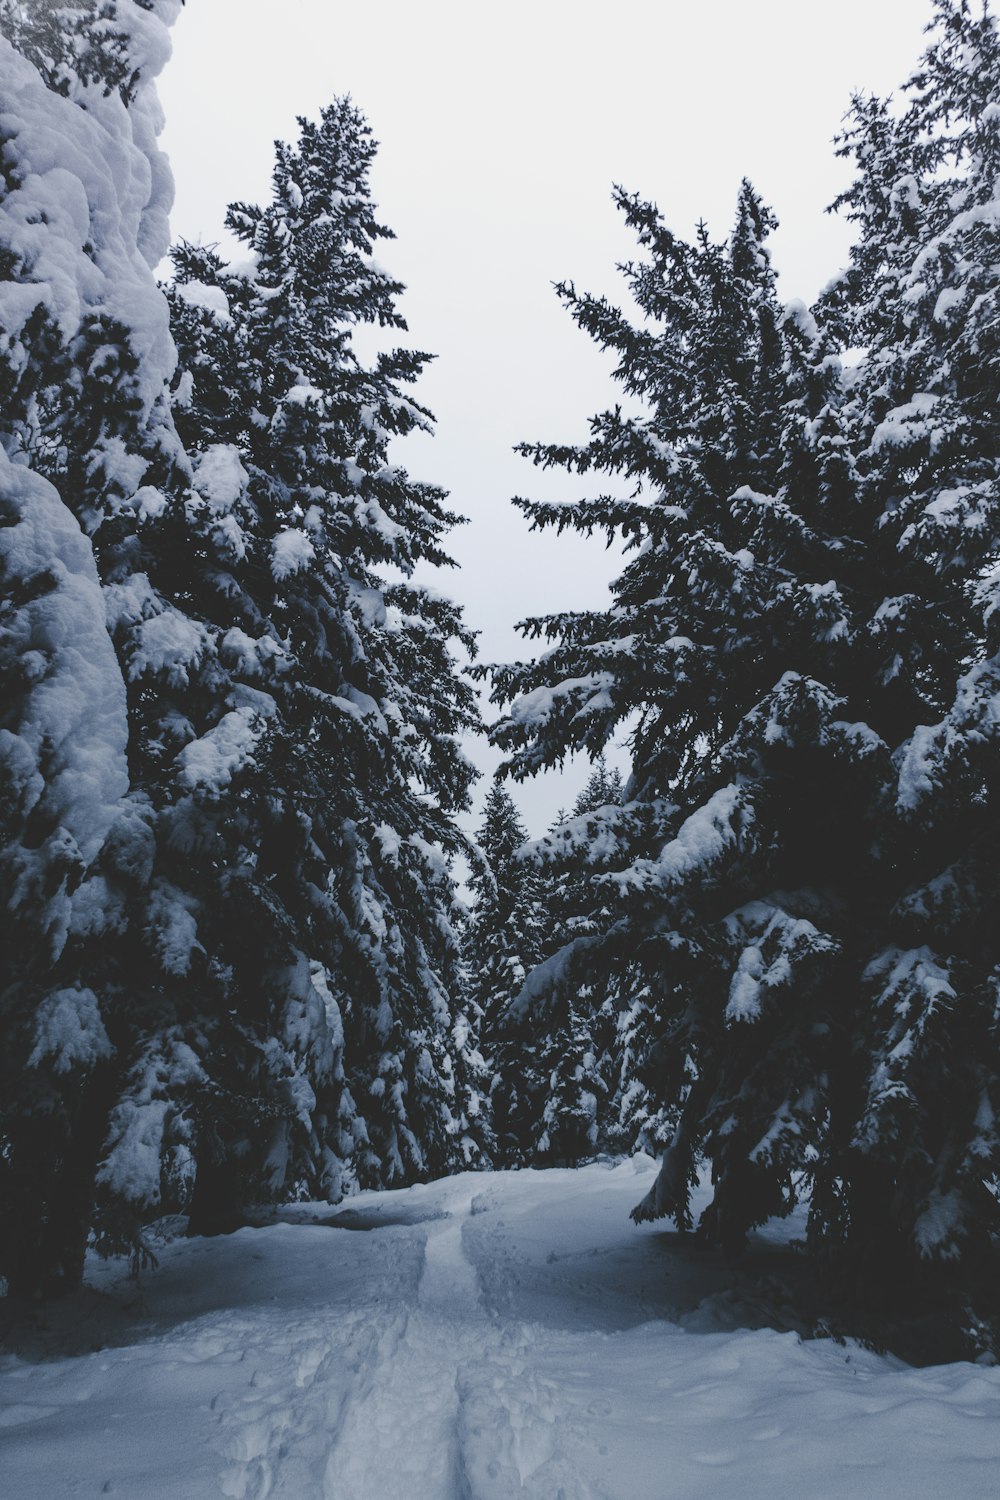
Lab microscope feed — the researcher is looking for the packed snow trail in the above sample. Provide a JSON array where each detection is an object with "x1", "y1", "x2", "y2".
[{"x1": 1, "y1": 1159, "x2": 999, "y2": 1499}]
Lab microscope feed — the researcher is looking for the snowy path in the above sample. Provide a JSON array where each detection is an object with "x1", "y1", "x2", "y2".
[{"x1": 2, "y1": 1159, "x2": 999, "y2": 1499}]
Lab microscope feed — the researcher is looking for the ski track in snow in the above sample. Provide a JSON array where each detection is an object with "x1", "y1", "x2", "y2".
[
  {"x1": 2, "y1": 1159, "x2": 999, "y2": 1499},
  {"x1": 218, "y1": 1182, "x2": 600, "y2": 1500}
]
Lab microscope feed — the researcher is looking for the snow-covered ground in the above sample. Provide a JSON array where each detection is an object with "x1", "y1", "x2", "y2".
[{"x1": 1, "y1": 1156, "x2": 998, "y2": 1498}]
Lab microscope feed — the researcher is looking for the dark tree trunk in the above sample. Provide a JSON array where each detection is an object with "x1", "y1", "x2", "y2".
[
  {"x1": 2, "y1": 1080, "x2": 109, "y2": 1299},
  {"x1": 187, "y1": 1148, "x2": 243, "y2": 1237}
]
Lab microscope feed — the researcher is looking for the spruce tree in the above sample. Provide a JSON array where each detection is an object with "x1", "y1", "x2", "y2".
[
  {"x1": 156, "y1": 98, "x2": 482, "y2": 1217},
  {"x1": 526, "y1": 761, "x2": 624, "y2": 1164},
  {"x1": 468, "y1": 779, "x2": 548, "y2": 1163},
  {"x1": 476, "y1": 760, "x2": 628, "y2": 1167},
  {"x1": 0, "y1": 0, "x2": 187, "y2": 1293},
  {"x1": 486, "y1": 12, "x2": 1000, "y2": 1343},
  {"x1": 484, "y1": 180, "x2": 806, "y2": 1190},
  {"x1": 806, "y1": 0, "x2": 1000, "y2": 1315},
  {"x1": 1, "y1": 13, "x2": 481, "y2": 1287},
  {"x1": 555, "y1": 761, "x2": 670, "y2": 1160}
]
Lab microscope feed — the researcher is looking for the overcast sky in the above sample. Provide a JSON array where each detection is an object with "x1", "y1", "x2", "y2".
[{"x1": 159, "y1": 0, "x2": 932, "y2": 838}]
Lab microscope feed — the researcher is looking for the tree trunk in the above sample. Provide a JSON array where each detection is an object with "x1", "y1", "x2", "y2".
[{"x1": 187, "y1": 1148, "x2": 243, "y2": 1237}]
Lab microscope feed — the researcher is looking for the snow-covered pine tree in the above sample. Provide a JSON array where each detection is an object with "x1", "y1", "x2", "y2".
[
  {"x1": 806, "y1": 0, "x2": 1000, "y2": 1326},
  {"x1": 483, "y1": 179, "x2": 813, "y2": 1198},
  {"x1": 487, "y1": 6, "x2": 1000, "y2": 1338},
  {"x1": 467, "y1": 779, "x2": 548, "y2": 1163},
  {"x1": 0, "y1": 0, "x2": 187, "y2": 1294},
  {"x1": 478, "y1": 169, "x2": 941, "y2": 1289},
  {"x1": 474, "y1": 758, "x2": 630, "y2": 1168},
  {"x1": 159, "y1": 98, "x2": 483, "y2": 1215},
  {"x1": 574, "y1": 755, "x2": 624, "y2": 813},
  {"x1": 547, "y1": 760, "x2": 670, "y2": 1160},
  {"x1": 521, "y1": 760, "x2": 625, "y2": 1165}
]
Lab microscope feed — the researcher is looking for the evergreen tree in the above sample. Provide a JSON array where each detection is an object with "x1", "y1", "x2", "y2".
[
  {"x1": 153, "y1": 98, "x2": 482, "y2": 1220},
  {"x1": 484, "y1": 182, "x2": 806, "y2": 1185},
  {"x1": 527, "y1": 761, "x2": 624, "y2": 1164},
  {"x1": 0, "y1": 0, "x2": 186, "y2": 1293},
  {"x1": 1, "y1": 10, "x2": 481, "y2": 1289},
  {"x1": 557, "y1": 762, "x2": 671, "y2": 1159},
  {"x1": 486, "y1": 4, "x2": 1000, "y2": 1345},
  {"x1": 0, "y1": 0, "x2": 149, "y2": 101},
  {"x1": 575, "y1": 755, "x2": 625, "y2": 815},
  {"x1": 468, "y1": 779, "x2": 548, "y2": 1162},
  {"x1": 806, "y1": 0, "x2": 1000, "y2": 1316},
  {"x1": 477, "y1": 759, "x2": 627, "y2": 1168}
]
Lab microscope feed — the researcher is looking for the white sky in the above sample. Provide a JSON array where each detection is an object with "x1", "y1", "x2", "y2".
[{"x1": 159, "y1": 0, "x2": 931, "y2": 838}]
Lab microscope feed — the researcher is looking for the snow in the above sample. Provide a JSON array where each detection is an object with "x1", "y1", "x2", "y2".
[
  {"x1": 0, "y1": 457, "x2": 129, "y2": 857},
  {"x1": 0, "y1": 450, "x2": 129, "y2": 950},
  {"x1": 271, "y1": 527, "x2": 317, "y2": 580},
  {"x1": 781, "y1": 298, "x2": 819, "y2": 341},
  {"x1": 178, "y1": 706, "x2": 263, "y2": 791},
  {"x1": 176, "y1": 278, "x2": 232, "y2": 322},
  {"x1": 146, "y1": 879, "x2": 203, "y2": 975},
  {"x1": 895, "y1": 721, "x2": 942, "y2": 810},
  {"x1": 357, "y1": 495, "x2": 403, "y2": 545},
  {"x1": 194, "y1": 444, "x2": 248, "y2": 513},
  {"x1": 509, "y1": 673, "x2": 617, "y2": 730},
  {"x1": 132, "y1": 483, "x2": 168, "y2": 521},
  {"x1": 2, "y1": 1160, "x2": 997, "y2": 1499},
  {"x1": 284, "y1": 379, "x2": 324, "y2": 406},
  {"x1": 220, "y1": 627, "x2": 283, "y2": 679},
  {"x1": 130, "y1": 607, "x2": 209, "y2": 685},
  {"x1": 375, "y1": 822, "x2": 403, "y2": 861},
  {"x1": 870, "y1": 392, "x2": 941, "y2": 453},
  {"x1": 724, "y1": 905, "x2": 840, "y2": 1024},
  {"x1": 25, "y1": 986, "x2": 112, "y2": 1074},
  {"x1": 612, "y1": 783, "x2": 747, "y2": 893},
  {"x1": 0, "y1": 0, "x2": 183, "y2": 965},
  {"x1": 523, "y1": 798, "x2": 631, "y2": 865},
  {"x1": 933, "y1": 285, "x2": 966, "y2": 323},
  {"x1": 0, "y1": 7, "x2": 180, "y2": 422},
  {"x1": 97, "y1": 1097, "x2": 171, "y2": 1206},
  {"x1": 923, "y1": 485, "x2": 989, "y2": 528},
  {"x1": 98, "y1": 1036, "x2": 204, "y2": 1207}
]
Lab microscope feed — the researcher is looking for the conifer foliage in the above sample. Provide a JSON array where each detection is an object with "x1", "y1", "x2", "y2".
[
  {"x1": 519, "y1": 760, "x2": 625, "y2": 1166},
  {"x1": 467, "y1": 780, "x2": 548, "y2": 1162},
  {"x1": 159, "y1": 97, "x2": 482, "y2": 1216},
  {"x1": 0, "y1": 0, "x2": 185, "y2": 1296},
  {"x1": 487, "y1": 2, "x2": 1000, "y2": 1340},
  {"x1": 0, "y1": 6, "x2": 480, "y2": 1292},
  {"x1": 473, "y1": 760, "x2": 631, "y2": 1167}
]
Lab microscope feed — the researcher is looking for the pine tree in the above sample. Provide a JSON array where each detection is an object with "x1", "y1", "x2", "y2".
[
  {"x1": 805, "y1": 0, "x2": 1000, "y2": 1320},
  {"x1": 486, "y1": 37, "x2": 1000, "y2": 1345},
  {"x1": 563, "y1": 763, "x2": 671, "y2": 1159},
  {"x1": 526, "y1": 761, "x2": 624, "y2": 1164},
  {"x1": 0, "y1": 0, "x2": 187, "y2": 1293},
  {"x1": 475, "y1": 759, "x2": 628, "y2": 1168},
  {"x1": 154, "y1": 98, "x2": 482, "y2": 1219},
  {"x1": 468, "y1": 779, "x2": 548, "y2": 1162},
  {"x1": 1, "y1": 15, "x2": 481, "y2": 1288},
  {"x1": 575, "y1": 755, "x2": 625, "y2": 814},
  {"x1": 483, "y1": 180, "x2": 807, "y2": 1188}
]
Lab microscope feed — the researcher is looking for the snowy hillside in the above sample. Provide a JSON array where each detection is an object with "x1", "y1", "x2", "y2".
[{"x1": 2, "y1": 1158, "x2": 997, "y2": 1499}]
